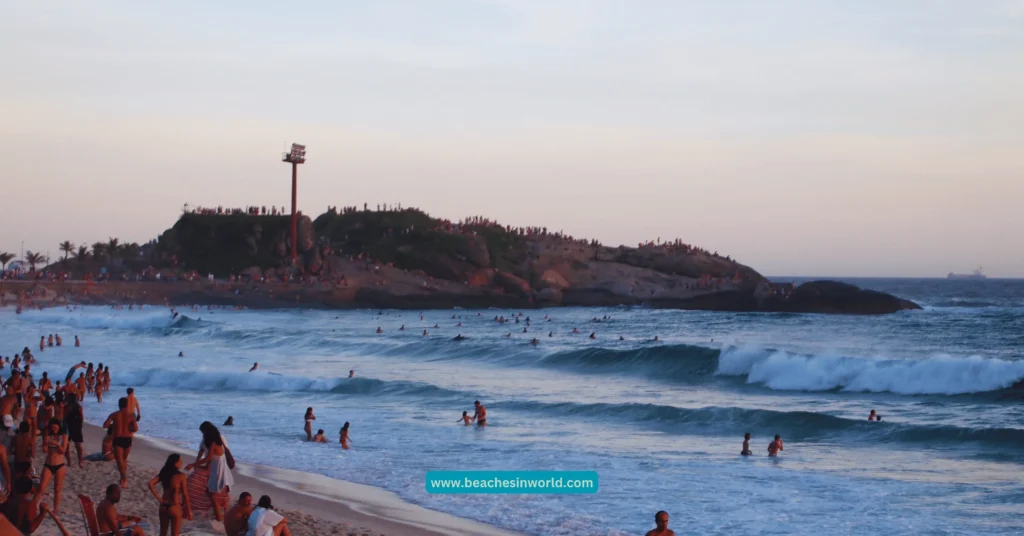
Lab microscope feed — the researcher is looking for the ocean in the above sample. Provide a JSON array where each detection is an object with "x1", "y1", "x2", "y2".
[{"x1": 4, "y1": 278, "x2": 1023, "y2": 535}]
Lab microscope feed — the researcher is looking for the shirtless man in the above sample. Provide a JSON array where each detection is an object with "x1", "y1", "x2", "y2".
[
  {"x1": 348, "y1": 370, "x2": 355, "y2": 378},
  {"x1": 471, "y1": 400, "x2": 487, "y2": 427},
  {"x1": 4, "y1": 369, "x2": 25, "y2": 405},
  {"x1": 645, "y1": 510, "x2": 674, "y2": 536},
  {"x1": 224, "y1": 492, "x2": 254, "y2": 536},
  {"x1": 96, "y1": 484, "x2": 145, "y2": 536},
  {"x1": 741, "y1": 433, "x2": 753, "y2": 456},
  {"x1": 38, "y1": 372, "x2": 53, "y2": 395},
  {"x1": 768, "y1": 434, "x2": 784, "y2": 457},
  {"x1": 126, "y1": 388, "x2": 142, "y2": 422},
  {"x1": 75, "y1": 374, "x2": 87, "y2": 402},
  {"x1": 249, "y1": 363, "x2": 258, "y2": 372},
  {"x1": 868, "y1": 410, "x2": 877, "y2": 421},
  {"x1": 0, "y1": 389, "x2": 20, "y2": 423},
  {"x1": 103, "y1": 398, "x2": 139, "y2": 488}
]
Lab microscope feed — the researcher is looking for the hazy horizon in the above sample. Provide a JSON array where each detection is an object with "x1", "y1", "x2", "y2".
[{"x1": 2, "y1": 1, "x2": 1022, "y2": 277}]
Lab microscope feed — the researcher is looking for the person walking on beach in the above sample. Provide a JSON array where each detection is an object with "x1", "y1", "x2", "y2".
[
  {"x1": 34, "y1": 419, "x2": 68, "y2": 513},
  {"x1": 187, "y1": 422, "x2": 234, "y2": 522},
  {"x1": 303, "y1": 408, "x2": 316, "y2": 441},
  {"x1": 103, "y1": 397, "x2": 139, "y2": 488},
  {"x1": 339, "y1": 422, "x2": 351, "y2": 450},
  {"x1": 64, "y1": 395, "x2": 85, "y2": 468},
  {"x1": 224, "y1": 492, "x2": 254, "y2": 536},
  {"x1": 472, "y1": 400, "x2": 487, "y2": 427},
  {"x1": 148, "y1": 453, "x2": 193, "y2": 536},
  {"x1": 645, "y1": 510, "x2": 674, "y2": 536},
  {"x1": 127, "y1": 387, "x2": 142, "y2": 422},
  {"x1": 96, "y1": 484, "x2": 145, "y2": 536},
  {"x1": 245, "y1": 495, "x2": 292, "y2": 536},
  {"x1": 768, "y1": 434, "x2": 784, "y2": 457}
]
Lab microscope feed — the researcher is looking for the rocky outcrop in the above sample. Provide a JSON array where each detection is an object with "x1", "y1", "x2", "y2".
[{"x1": 757, "y1": 281, "x2": 921, "y2": 314}]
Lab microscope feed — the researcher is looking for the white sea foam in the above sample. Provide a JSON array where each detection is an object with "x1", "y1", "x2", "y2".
[{"x1": 717, "y1": 347, "x2": 1024, "y2": 394}]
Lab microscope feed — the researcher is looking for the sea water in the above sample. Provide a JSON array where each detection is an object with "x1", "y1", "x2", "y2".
[{"x1": 3, "y1": 278, "x2": 1023, "y2": 535}]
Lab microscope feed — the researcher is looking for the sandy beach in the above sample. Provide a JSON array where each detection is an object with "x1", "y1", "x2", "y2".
[{"x1": 25, "y1": 421, "x2": 518, "y2": 536}]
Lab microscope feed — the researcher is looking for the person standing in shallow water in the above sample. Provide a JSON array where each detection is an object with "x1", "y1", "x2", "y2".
[
  {"x1": 339, "y1": 422, "x2": 351, "y2": 450},
  {"x1": 472, "y1": 400, "x2": 487, "y2": 427},
  {"x1": 768, "y1": 434, "x2": 784, "y2": 457},
  {"x1": 303, "y1": 408, "x2": 316, "y2": 441},
  {"x1": 741, "y1": 433, "x2": 752, "y2": 456},
  {"x1": 645, "y1": 510, "x2": 674, "y2": 536}
]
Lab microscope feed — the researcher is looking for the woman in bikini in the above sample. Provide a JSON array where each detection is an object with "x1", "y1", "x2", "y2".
[
  {"x1": 304, "y1": 407, "x2": 316, "y2": 441},
  {"x1": 34, "y1": 418, "x2": 68, "y2": 512},
  {"x1": 148, "y1": 453, "x2": 193, "y2": 536}
]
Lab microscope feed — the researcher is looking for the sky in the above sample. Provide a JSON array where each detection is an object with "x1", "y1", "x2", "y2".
[{"x1": 1, "y1": 1, "x2": 1022, "y2": 277}]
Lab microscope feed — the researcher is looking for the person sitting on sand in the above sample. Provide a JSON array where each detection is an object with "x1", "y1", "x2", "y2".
[
  {"x1": 85, "y1": 426, "x2": 116, "y2": 462},
  {"x1": 645, "y1": 510, "x2": 674, "y2": 536},
  {"x1": 148, "y1": 453, "x2": 193, "y2": 536},
  {"x1": 312, "y1": 429, "x2": 328, "y2": 443},
  {"x1": 225, "y1": 492, "x2": 254, "y2": 536},
  {"x1": 96, "y1": 484, "x2": 145, "y2": 536},
  {"x1": 339, "y1": 422, "x2": 351, "y2": 450},
  {"x1": 303, "y1": 408, "x2": 316, "y2": 441},
  {"x1": 472, "y1": 400, "x2": 487, "y2": 427},
  {"x1": 458, "y1": 411, "x2": 471, "y2": 425},
  {"x1": 224, "y1": 416, "x2": 235, "y2": 426},
  {"x1": 741, "y1": 433, "x2": 752, "y2": 456},
  {"x1": 768, "y1": 434, "x2": 784, "y2": 457},
  {"x1": 103, "y1": 397, "x2": 139, "y2": 488},
  {"x1": 245, "y1": 495, "x2": 291, "y2": 536},
  {"x1": 249, "y1": 363, "x2": 258, "y2": 372}
]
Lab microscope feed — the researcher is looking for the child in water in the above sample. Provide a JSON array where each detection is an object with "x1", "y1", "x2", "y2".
[
  {"x1": 458, "y1": 411, "x2": 472, "y2": 425},
  {"x1": 741, "y1": 433, "x2": 752, "y2": 456},
  {"x1": 313, "y1": 429, "x2": 328, "y2": 443}
]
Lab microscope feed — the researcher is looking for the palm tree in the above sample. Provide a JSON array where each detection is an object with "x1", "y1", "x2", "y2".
[
  {"x1": 91, "y1": 242, "x2": 106, "y2": 261},
  {"x1": 59, "y1": 241, "x2": 75, "y2": 262},
  {"x1": 0, "y1": 252, "x2": 13, "y2": 271},
  {"x1": 120, "y1": 242, "x2": 140, "y2": 260},
  {"x1": 75, "y1": 245, "x2": 90, "y2": 262},
  {"x1": 25, "y1": 251, "x2": 45, "y2": 272},
  {"x1": 107, "y1": 237, "x2": 120, "y2": 261}
]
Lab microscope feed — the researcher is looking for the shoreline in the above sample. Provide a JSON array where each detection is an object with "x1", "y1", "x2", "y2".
[{"x1": 76, "y1": 421, "x2": 521, "y2": 536}]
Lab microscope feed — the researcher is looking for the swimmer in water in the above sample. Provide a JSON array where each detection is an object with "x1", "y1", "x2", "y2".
[
  {"x1": 458, "y1": 411, "x2": 471, "y2": 425},
  {"x1": 572, "y1": 328, "x2": 579, "y2": 334},
  {"x1": 868, "y1": 410, "x2": 877, "y2": 421},
  {"x1": 645, "y1": 510, "x2": 674, "y2": 536},
  {"x1": 223, "y1": 416, "x2": 234, "y2": 426},
  {"x1": 178, "y1": 352, "x2": 184, "y2": 357},
  {"x1": 249, "y1": 363, "x2": 258, "y2": 372},
  {"x1": 304, "y1": 408, "x2": 316, "y2": 441},
  {"x1": 768, "y1": 434, "x2": 784, "y2": 457},
  {"x1": 433, "y1": 323, "x2": 439, "y2": 328},
  {"x1": 339, "y1": 422, "x2": 351, "y2": 449},
  {"x1": 376, "y1": 327, "x2": 383, "y2": 334},
  {"x1": 530, "y1": 338, "x2": 539, "y2": 346},
  {"x1": 472, "y1": 400, "x2": 487, "y2": 427},
  {"x1": 741, "y1": 433, "x2": 752, "y2": 456},
  {"x1": 313, "y1": 429, "x2": 328, "y2": 443},
  {"x1": 74, "y1": 335, "x2": 80, "y2": 347},
  {"x1": 503, "y1": 333, "x2": 511, "y2": 338},
  {"x1": 653, "y1": 336, "x2": 660, "y2": 342},
  {"x1": 399, "y1": 324, "x2": 405, "y2": 331},
  {"x1": 619, "y1": 336, "x2": 625, "y2": 341},
  {"x1": 548, "y1": 331, "x2": 553, "y2": 337},
  {"x1": 423, "y1": 330, "x2": 428, "y2": 336},
  {"x1": 349, "y1": 370, "x2": 355, "y2": 378},
  {"x1": 589, "y1": 332, "x2": 596, "y2": 339},
  {"x1": 453, "y1": 334, "x2": 467, "y2": 341}
]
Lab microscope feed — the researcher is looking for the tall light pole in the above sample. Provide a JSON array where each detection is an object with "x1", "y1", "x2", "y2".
[{"x1": 282, "y1": 143, "x2": 306, "y2": 262}]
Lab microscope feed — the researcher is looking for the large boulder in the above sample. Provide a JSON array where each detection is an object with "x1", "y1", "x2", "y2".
[
  {"x1": 759, "y1": 280, "x2": 921, "y2": 314},
  {"x1": 494, "y1": 271, "x2": 532, "y2": 297}
]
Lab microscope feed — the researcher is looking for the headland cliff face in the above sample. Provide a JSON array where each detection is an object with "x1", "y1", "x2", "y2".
[{"x1": 25, "y1": 209, "x2": 919, "y2": 314}]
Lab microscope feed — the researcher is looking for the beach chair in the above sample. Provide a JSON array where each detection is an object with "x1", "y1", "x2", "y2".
[{"x1": 79, "y1": 494, "x2": 101, "y2": 536}]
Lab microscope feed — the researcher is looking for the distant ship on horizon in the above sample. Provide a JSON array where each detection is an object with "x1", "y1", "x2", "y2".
[{"x1": 947, "y1": 267, "x2": 987, "y2": 280}]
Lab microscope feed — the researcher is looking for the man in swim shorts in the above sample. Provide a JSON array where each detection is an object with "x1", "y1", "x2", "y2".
[
  {"x1": 645, "y1": 510, "x2": 674, "y2": 536},
  {"x1": 472, "y1": 400, "x2": 487, "y2": 427},
  {"x1": 768, "y1": 434, "x2": 784, "y2": 457},
  {"x1": 103, "y1": 397, "x2": 139, "y2": 488},
  {"x1": 741, "y1": 433, "x2": 752, "y2": 455},
  {"x1": 96, "y1": 484, "x2": 144, "y2": 536}
]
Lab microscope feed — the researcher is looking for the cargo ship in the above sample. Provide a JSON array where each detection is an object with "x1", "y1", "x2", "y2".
[{"x1": 947, "y1": 268, "x2": 987, "y2": 280}]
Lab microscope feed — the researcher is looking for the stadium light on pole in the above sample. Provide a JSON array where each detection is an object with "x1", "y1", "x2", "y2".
[{"x1": 282, "y1": 143, "x2": 306, "y2": 262}]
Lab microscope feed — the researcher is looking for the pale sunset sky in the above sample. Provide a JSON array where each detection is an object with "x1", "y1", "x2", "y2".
[{"x1": 1, "y1": 1, "x2": 1022, "y2": 277}]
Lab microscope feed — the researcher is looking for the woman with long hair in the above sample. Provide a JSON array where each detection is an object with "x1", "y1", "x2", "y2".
[
  {"x1": 186, "y1": 421, "x2": 234, "y2": 521},
  {"x1": 34, "y1": 418, "x2": 68, "y2": 512},
  {"x1": 148, "y1": 453, "x2": 192, "y2": 536}
]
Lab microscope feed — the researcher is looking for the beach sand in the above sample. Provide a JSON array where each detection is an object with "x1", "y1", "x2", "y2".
[{"x1": 26, "y1": 422, "x2": 518, "y2": 536}]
